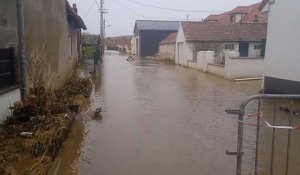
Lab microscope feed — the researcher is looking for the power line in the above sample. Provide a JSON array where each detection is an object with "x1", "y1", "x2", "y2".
[
  {"x1": 84, "y1": 0, "x2": 97, "y2": 17},
  {"x1": 112, "y1": 0, "x2": 205, "y2": 21},
  {"x1": 113, "y1": 0, "x2": 149, "y2": 19},
  {"x1": 126, "y1": 0, "x2": 226, "y2": 13},
  {"x1": 113, "y1": 0, "x2": 205, "y2": 21},
  {"x1": 94, "y1": 0, "x2": 100, "y2": 8}
]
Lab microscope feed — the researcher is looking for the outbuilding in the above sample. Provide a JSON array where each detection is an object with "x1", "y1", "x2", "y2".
[
  {"x1": 158, "y1": 33, "x2": 177, "y2": 60},
  {"x1": 175, "y1": 22, "x2": 267, "y2": 66},
  {"x1": 132, "y1": 20, "x2": 180, "y2": 57}
]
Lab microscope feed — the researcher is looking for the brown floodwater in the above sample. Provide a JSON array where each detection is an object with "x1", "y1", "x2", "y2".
[{"x1": 57, "y1": 51, "x2": 300, "y2": 175}]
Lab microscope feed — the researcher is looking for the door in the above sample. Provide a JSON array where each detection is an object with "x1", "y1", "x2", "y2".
[
  {"x1": 239, "y1": 42, "x2": 249, "y2": 57},
  {"x1": 177, "y1": 42, "x2": 184, "y2": 64}
]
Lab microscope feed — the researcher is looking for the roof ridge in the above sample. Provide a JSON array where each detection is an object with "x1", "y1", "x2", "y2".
[{"x1": 136, "y1": 20, "x2": 180, "y2": 22}]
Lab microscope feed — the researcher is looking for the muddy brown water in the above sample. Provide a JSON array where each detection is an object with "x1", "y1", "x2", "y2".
[{"x1": 57, "y1": 51, "x2": 300, "y2": 175}]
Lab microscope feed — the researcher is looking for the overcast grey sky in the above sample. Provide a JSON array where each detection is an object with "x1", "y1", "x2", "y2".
[{"x1": 68, "y1": 0, "x2": 261, "y2": 37}]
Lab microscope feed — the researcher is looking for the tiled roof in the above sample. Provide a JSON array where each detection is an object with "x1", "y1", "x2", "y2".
[
  {"x1": 135, "y1": 20, "x2": 180, "y2": 31},
  {"x1": 204, "y1": 15, "x2": 221, "y2": 21},
  {"x1": 204, "y1": 1, "x2": 268, "y2": 23},
  {"x1": 159, "y1": 33, "x2": 177, "y2": 45},
  {"x1": 259, "y1": 0, "x2": 269, "y2": 11},
  {"x1": 229, "y1": 6, "x2": 252, "y2": 14},
  {"x1": 205, "y1": 12, "x2": 232, "y2": 23},
  {"x1": 181, "y1": 22, "x2": 267, "y2": 42},
  {"x1": 66, "y1": 1, "x2": 87, "y2": 30},
  {"x1": 241, "y1": 3, "x2": 268, "y2": 23}
]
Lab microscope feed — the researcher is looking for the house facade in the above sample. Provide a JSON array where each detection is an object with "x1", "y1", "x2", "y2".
[
  {"x1": 158, "y1": 33, "x2": 177, "y2": 60},
  {"x1": 262, "y1": 0, "x2": 300, "y2": 94},
  {"x1": 132, "y1": 20, "x2": 180, "y2": 57},
  {"x1": 0, "y1": 0, "x2": 86, "y2": 122},
  {"x1": 204, "y1": 0, "x2": 269, "y2": 24},
  {"x1": 175, "y1": 22, "x2": 267, "y2": 80},
  {"x1": 23, "y1": 0, "x2": 86, "y2": 88},
  {"x1": 176, "y1": 22, "x2": 267, "y2": 65}
]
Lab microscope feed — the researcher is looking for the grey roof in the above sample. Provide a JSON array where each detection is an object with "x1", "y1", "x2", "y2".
[{"x1": 135, "y1": 20, "x2": 180, "y2": 31}]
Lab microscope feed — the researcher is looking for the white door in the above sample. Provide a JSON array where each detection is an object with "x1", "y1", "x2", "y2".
[{"x1": 177, "y1": 42, "x2": 184, "y2": 65}]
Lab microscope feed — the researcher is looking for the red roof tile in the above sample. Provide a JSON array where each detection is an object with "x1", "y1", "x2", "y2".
[
  {"x1": 181, "y1": 22, "x2": 267, "y2": 42},
  {"x1": 205, "y1": 15, "x2": 221, "y2": 22},
  {"x1": 204, "y1": 1, "x2": 268, "y2": 23},
  {"x1": 205, "y1": 12, "x2": 232, "y2": 23},
  {"x1": 229, "y1": 6, "x2": 252, "y2": 14},
  {"x1": 259, "y1": 0, "x2": 269, "y2": 11},
  {"x1": 159, "y1": 33, "x2": 177, "y2": 45}
]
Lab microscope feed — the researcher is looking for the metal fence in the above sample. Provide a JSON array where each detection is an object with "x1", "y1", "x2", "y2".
[{"x1": 226, "y1": 94, "x2": 300, "y2": 175}]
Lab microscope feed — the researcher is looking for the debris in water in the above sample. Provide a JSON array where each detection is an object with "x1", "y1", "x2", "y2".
[
  {"x1": 279, "y1": 106, "x2": 300, "y2": 116},
  {"x1": 94, "y1": 107, "x2": 103, "y2": 120},
  {"x1": 19, "y1": 132, "x2": 33, "y2": 138}
]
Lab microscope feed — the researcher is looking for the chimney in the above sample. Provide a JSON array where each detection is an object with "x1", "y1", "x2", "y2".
[{"x1": 73, "y1": 4, "x2": 78, "y2": 14}]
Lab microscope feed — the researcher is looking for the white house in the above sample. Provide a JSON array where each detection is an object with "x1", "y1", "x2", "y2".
[
  {"x1": 158, "y1": 32, "x2": 177, "y2": 60},
  {"x1": 175, "y1": 22, "x2": 267, "y2": 80},
  {"x1": 262, "y1": 0, "x2": 300, "y2": 94},
  {"x1": 204, "y1": 0, "x2": 269, "y2": 24}
]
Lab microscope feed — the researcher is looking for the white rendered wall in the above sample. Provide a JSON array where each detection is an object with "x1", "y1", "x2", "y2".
[
  {"x1": 159, "y1": 44, "x2": 175, "y2": 60},
  {"x1": 175, "y1": 24, "x2": 186, "y2": 65},
  {"x1": 264, "y1": 0, "x2": 300, "y2": 82},
  {"x1": 197, "y1": 51, "x2": 215, "y2": 72},
  {"x1": 225, "y1": 52, "x2": 264, "y2": 79},
  {"x1": 0, "y1": 88, "x2": 20, "y2": 123}
]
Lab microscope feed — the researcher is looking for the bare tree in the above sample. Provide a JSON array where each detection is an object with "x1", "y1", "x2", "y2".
[{"x1": 26, "y1": 48, "x2": 51, "y2": 90}]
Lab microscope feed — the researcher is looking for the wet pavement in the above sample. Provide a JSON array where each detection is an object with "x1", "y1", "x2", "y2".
[{"x1": 57, "y1": 51, "x2": 300, "y2": 175}]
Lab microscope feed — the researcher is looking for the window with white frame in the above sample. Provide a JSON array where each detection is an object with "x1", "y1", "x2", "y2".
[
  {"x1": 225, "y1": 44, "x2": 235, "y2": 50},
  {"x1": 254, "y1": 44, "x2": 261, "y2": 50}
]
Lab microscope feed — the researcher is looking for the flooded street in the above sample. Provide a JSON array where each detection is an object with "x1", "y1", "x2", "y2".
[{"x1": 56, "y1": 51, "x2": 265, "y2": 175}]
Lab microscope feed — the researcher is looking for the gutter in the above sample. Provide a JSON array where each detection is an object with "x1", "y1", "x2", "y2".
[{"x1": 16, "y1": 0, "x2": 27, "y2": 101}]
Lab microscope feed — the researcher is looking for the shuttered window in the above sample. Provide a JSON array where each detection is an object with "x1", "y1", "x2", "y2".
[{"x1": 0, "y1": 48, "x2": 17, "y2": 90}]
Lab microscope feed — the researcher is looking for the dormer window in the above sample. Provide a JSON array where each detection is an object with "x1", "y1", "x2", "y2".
[{"x1": 230, "y1": 14, "x2": 245, "y2": 23}]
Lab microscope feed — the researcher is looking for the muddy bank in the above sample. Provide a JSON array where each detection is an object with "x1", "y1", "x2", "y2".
[
  {"x1": 1, "y1": 114, "x2": 75, "y2": 175},
  {"x1": 0, "y1": 74, "x2": 94, "y2": 175}
]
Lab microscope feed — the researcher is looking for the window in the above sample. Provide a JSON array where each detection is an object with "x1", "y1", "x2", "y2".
[
  {"x1": 225, "y1": 44, "x2": 235, "y2": 50},
  {"x1": 0, "y1": 48, "x2": 17, "y2": 90},
  {"x1": 254, "y1": 44, "x2": 261, "y2": 50},
  {"x1": 193, "y1": 51, "x2": 197, "y2": 62},
  {"x1": 68, "y1": 34, "x2": 72, "y2": 57}
]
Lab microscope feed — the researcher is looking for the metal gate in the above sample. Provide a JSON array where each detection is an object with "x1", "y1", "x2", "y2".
[{"x1": 226, "y1": 94, "x2": 300, "y2": 175}]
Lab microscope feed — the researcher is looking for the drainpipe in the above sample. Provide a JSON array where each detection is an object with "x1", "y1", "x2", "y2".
[{"x1": 16, "y1": 0, "x2": 27, "y2": 101}]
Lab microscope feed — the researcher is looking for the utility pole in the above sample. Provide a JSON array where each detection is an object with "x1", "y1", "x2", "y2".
[
  {"x1": 100, "y1": 0, "x2": 105, "y2": 60},
  {"x1": 16, "y1": 0, "x2": 27, "y2": 101}
]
